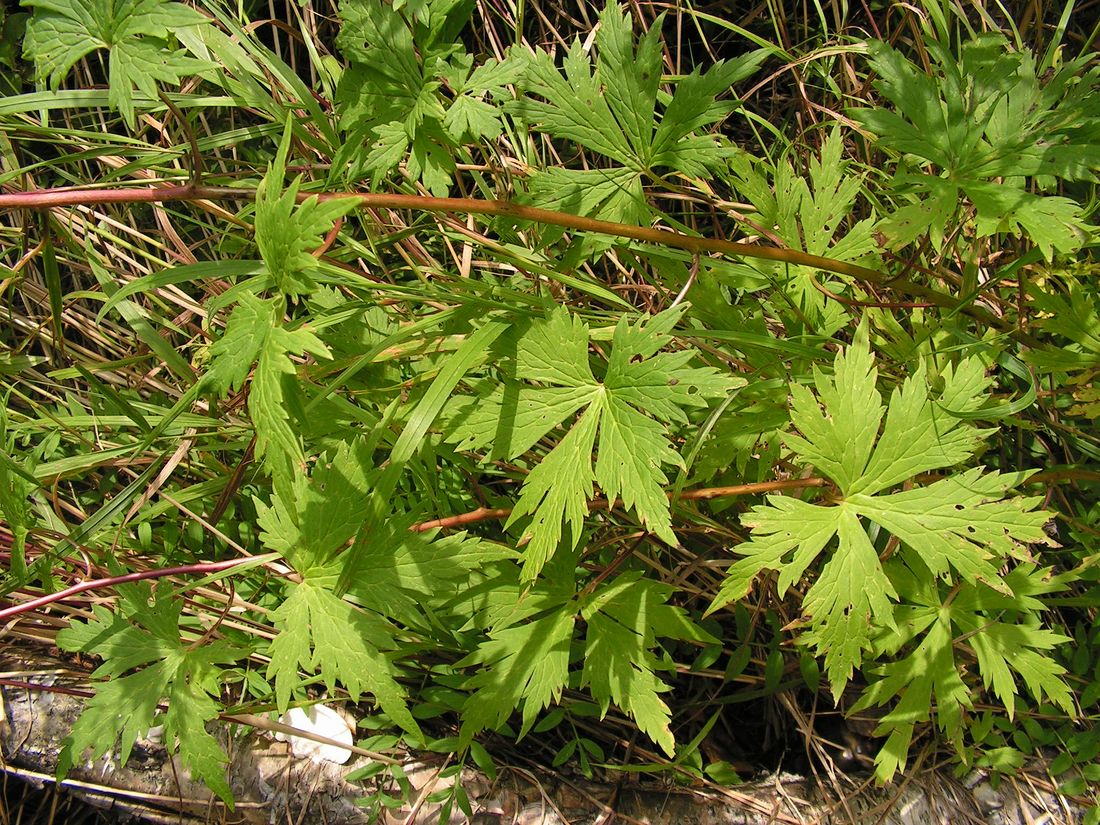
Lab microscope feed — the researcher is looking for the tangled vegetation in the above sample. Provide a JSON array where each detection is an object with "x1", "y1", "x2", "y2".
[{"x1": 0, "y1": 0, "x2": 1098, "y2": 818}]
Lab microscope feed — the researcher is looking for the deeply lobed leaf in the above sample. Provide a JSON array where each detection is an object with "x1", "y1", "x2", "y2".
[
  {"x1": 22, "y1": 0, "x2": 210, "y2": 126},
  {"x1": 711, "y1": 329, "x2": 1054, "y2": 699},
  {"x1": 449, "y1": 306, "x2": 740, "y2": 579},
  {"x1": 55, "y1": 593, "x2": 243, "y2": 805},
  {"x1": 267, "y1": 581, "x2": 420, "y2": 737}
]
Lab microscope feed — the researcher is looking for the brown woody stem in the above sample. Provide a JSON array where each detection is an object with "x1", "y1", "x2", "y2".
[
  {"x1": 0, "y1": 183, "x2": 881, "y2": 283},
  {"x1": 411, "y1": 477, "x2": 827, "y2": 532},
  {"x1": 0, "y1": 182, "x2": 1018, "y2": 333}
]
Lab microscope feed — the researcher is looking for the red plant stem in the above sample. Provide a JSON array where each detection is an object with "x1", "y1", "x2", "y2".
[
  {"x1": 0, "y1": 183, "x2": 883, "y2": 283},
  {"x1": 0, "y1": 182, "x2": 1025, "y2": 333},
  {"x1": 412, "y1": 506, "x2": 514, "y2": 532},
  {"x1": 0, "y1": 557, "x2": 262, "y2": 621},
  {"x1": 0, "y1": 480, "x2": 823, "y2": 616},
  {"x1": 411, "y1": 477, "x2": 827, "y2": 532},
  {"x1": 0, "y1": 679, "x2": 95, "y2": 699}
]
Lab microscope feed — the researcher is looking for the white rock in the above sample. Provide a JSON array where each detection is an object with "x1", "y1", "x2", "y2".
[
  {"x1": 274, "y1": 704, "x2": 354, "y2": 765},
  {"x1": 145, "y1": 724, "x2": 165, "y2": 745}
]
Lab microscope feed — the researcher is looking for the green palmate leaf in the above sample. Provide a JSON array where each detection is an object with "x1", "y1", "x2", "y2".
[
  {"x1": 709, "y1": 327, "x2": 1053, "y2": 691},
  {"x1": 858, "y1": 613, "x2": 968, "y2": 781},
  {"x1": 510, "y1": 2, "x2": 761, "y2": 174},
  {"x1": 257, "y1": 437, "x2": 378, "y2": 573},
  {"x1": 507, "y1": 404, "x2": 602, "y2": 576},
  {"x1": 1029, "y1": 278, "x2": 1100, "y2": 361},
  {"x1": 458, "y1": 571, "x2": 714, "y2": 755},
  {"x1": 581, "y1": 619, "x2": 673, "y2": 752},
  {"x1": 205, "y1": 291, "x2": 274, "y2": 396},
  {"x1": 458, "y1": 605, "x2": 574, "y2": 745},
  {"x1": 205, "y1": 290, "x2": 330, "y2": 498},
  {"x1": 524, "y1": 167, "x2": 650, "y2": 250},
  {"x1": 445, "y1": 381, "x2": 597, "y2": 459},
  {"x1": 267, "y1": 580, "x2": 420, "y2": 737},
  {"x1": 850, "y1": 35, "x2": 1098, "y2": 258},
  {"x1": 345, "y1": 528, "x2": 517, "y2": 629},
  {"x1": 256, "y1": 122, "x2": 360, "y2": 298},
  {"x1": 252, "y1": 322, "x2": 330, "y2": 493},
  {"x1": 965, "y1": 184, "x2": 1087, "y2": 262},
  {"x1": 783, "y1": 324, "x2": 881, "y2": 493},
  {"x1": 442, "y1": 55, "x2": 525, "y2": 142},
  {"x1": 850, "y1": 468, "x2": 1048, "y2": 581},
  {"x1": 58, "y1": 660, "x2": 172, "y2": 771},
  {"x1": 446, "y1": 563, "x2": 569, "y2": 636},
  {"x1": 334, "y1": 0, "x2": 427, "y2": 135},
  {"x1": 579, "y1": 572, "x2": 718, "y2": 755},
  {"x1": 724, "y1": 129, "x2": 877, "y2": 334},
  {"x1": 507, "y1": 2, "x2": 764, "y2": 236},
  {"x1": 446, "y1": 306, "x2": 740, "y2": 579},
  {"x1": 855, "y1": 563, "x2": 1074, "y2": 781},
  {"x1": 333, "y1": 0, "x2": 509, "y2": 194},
  {"x1": 255, "y1": 192, "x2": 359, "y2": 298},
  {"x1": 204, "y1": 290, "x2": 327, "y2": 501},
  {"x1": 164, "y1": 674, "x2": 231, "y2": 798},
  {"x1": 1024, "y1": 277, "x2": 1100, "y2": 413},
  {"x1": 56, "y1": 591, "x2": 242, "y2": 805},
  {"x1": 859, "y1": 358, "x2": 993, "y2": 490},
  {"x1": 512, "y1": 43, "x2": 633, "y2": 165},
  {"x1": 257, "y1": 433, "x2": 516, "y2": 624},
  {"x1": 22, "y1": 0, "x2": 210, "y2": 127},
  {"x1": 799, "y1": 506, "x2": 899, "y2": 679}
]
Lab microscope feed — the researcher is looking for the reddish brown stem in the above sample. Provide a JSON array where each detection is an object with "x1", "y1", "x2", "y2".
[
  {"x1": 0, "y1": 183, "x2": 881, "y2": 283},
  {"x1": 0, "y1": 679, "x2": 95, "y2": 699},
  {"x1": 412, "y1": 506, "x2": 514, "y2": 532},
  {"x1": 0, "y1": 181, "x2": 1024, "y2": 333},
  {"x1": 0, "y1": 556, "x2": 271, "y2": 621},
  {"x1": 411, "y1": 477, "x2": 827, "y2": 532}
]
